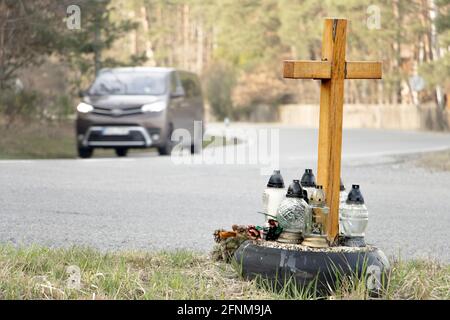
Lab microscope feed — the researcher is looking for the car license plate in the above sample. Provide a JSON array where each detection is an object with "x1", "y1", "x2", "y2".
[{"x1": 102, "y1": 127, "x2": 130, "y2": 135}]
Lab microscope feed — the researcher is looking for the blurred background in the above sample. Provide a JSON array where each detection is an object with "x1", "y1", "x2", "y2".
[{"x1": 0, "y1": 0, "x2": 449, "y2": 158}]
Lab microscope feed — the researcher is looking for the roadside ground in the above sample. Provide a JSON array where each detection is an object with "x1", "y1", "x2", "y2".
[{"x1": 0, "y1": 245, "x2": 448, "y2": 300}]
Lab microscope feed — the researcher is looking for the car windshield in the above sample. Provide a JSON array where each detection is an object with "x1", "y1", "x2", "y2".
[{"x1": 89, "y1": 71, "x2": 168, "y2": 95}]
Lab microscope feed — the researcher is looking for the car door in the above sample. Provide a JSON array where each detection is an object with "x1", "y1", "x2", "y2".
[
  {"x1": 168, "y1": 71, "x2": 188, "y2": 134},
  {"x1": 178, "y1": 72, "x2": 197, "y2": 139}
]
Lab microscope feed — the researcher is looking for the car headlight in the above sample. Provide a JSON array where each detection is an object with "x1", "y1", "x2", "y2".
[
  {"x1": 77, "y1": 102, "x2": 93, "y2": 113},
  {"x1": 141, "y1": 101, "x2": 166, "y2": 113}
]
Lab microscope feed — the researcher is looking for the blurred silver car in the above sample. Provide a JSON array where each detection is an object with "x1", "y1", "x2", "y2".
[{"x1": 76, "y1": 67, "x2": 204, "y2": 158}]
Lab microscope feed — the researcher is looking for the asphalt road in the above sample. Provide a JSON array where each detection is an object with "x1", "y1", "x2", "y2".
[{"x1": 1, "y1": 124, "x2": 450, "y2": 262}]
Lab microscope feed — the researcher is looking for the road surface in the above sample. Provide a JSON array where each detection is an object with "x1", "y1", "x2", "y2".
[{"x1": 1, "y1": 124, "x2": 450, "y2": 262}]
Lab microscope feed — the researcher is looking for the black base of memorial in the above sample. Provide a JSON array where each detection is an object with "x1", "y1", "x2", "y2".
[{"x1": 233, "y1": 240, "x2": 390, "y2": 297}]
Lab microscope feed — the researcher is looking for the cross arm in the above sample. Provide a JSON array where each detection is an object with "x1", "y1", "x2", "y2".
[
  {"x1": 283, "y1": 60, "x2": 382, "y2": 80},
  {"x1": 284, "y1": 60, "x2": 331, "y2": 79},
  {"x1": 345, "y1": 61, "x2": 382, "y2": 79}
]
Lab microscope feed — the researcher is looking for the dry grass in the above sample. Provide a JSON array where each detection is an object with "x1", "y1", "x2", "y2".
[
  {"x1": 326, "y1": 258, "x2": 449, "y2": 300},
  {"x1": 0, "y1": 120, "x2": 142, "y2": 159},
  {"x1": 0, "y1": 245, "x2": 448, "y2": 300},
  {"x1": 0, "y1": 120, "x2": 76, "y2": 159},
  {"x1": 415, "y1": 149, "x2": 450, "y2": 172},
  {"x1": 0, "y1": 245, "x2": 275, "y2": 300},
  {"x1": 385, "y1": 258, "x2": 450, "y2": 300}
]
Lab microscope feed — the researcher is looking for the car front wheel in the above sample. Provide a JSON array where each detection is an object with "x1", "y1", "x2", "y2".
[
  {"x1": 78, "y1": 147, "x2": 93, "y2": 159},
  {"x1": 157, "y1": 142, "x2": 173, "y2": 156},
  {"x1": 115, "y1": 148, "x2": 128, "y2": 157},
  {"x1": 157, "y1": 126, "x2": 174, "y2": 156}
]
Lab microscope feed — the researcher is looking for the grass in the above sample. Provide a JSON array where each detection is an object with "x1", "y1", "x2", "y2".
[
  {"x1": 0, "y1": 120, "x2": 77, "y2": 159},
  {"x1": 0, "y1": 245, "x2": 276, "y2": 300},
  {"x1": 385, "y1": 258, "x2": 450, "y2": 299},
  {"x1": 415, "y1": 149, "x2": 450, "y2": 172},
  {"x1": 0, "y1": 245, "x2": 448, "y2": 300}
]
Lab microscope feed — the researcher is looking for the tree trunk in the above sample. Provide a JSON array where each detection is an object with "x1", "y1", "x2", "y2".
[
  {"x1": 141, "y1": 5, "x2": 155, "y2": 66},
  {"x1": 428, "y1": 0, "x2": 445, "y2": 109},
  {"x1": 196, "y1": 19, "x2": 204, "y2": 74},
  {"x1": 94, "y1": 7, "x2": 101, "y2": 76},
  {"x1": 392, "y1": 0, "x2": 403, "y2": 104},
  {"x1": 183, "y1": 4, "x2": 190, "y2": 69}
]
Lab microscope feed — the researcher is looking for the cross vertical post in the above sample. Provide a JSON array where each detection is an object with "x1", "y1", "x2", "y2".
[
  {"x1": 317, "y1": 18, "x2": 347, "y2": 244},
  {"x1": 283, "y1": 18, "x2": 382, "y2": 245}
]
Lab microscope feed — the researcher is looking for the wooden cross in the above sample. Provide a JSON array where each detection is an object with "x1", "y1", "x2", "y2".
[{"x1": 283, "y1": 18, "x2": 382, "y2": 245}]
